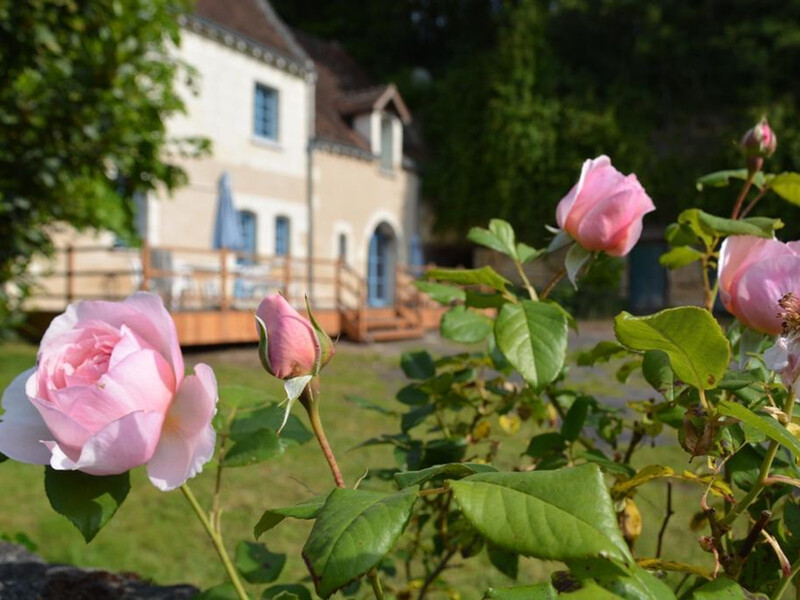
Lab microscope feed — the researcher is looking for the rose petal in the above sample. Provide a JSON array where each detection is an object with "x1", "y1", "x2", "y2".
[
  {"x1": 734, "y1": 254, "x2": 800, "y2": 334},
  {"x1": 147, "y1": 364, "x2": 218, "y2": 491},
  {"x1": 718, "y1": 236, "x2": 794, "y2": 312},
  {"x1": 147, "y1": 426, "x2": 215, "y2": 492},
  {"x1": 122, "y1": 293, "x2": 184, "y2": 379},
  {"x1": 46, "y1": 410, "x2": 165, "y2": 476},
  {"x1": 556, "y1": 156, "x2": 612, "y2": 229},
  {"x1": 0, "y1": 368, "x2": 53, "y2": 464}
]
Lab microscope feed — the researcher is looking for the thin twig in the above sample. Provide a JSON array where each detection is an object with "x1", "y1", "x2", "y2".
[
  {"x1": 417, "y1": 547, "x2": 457, "y2": 600},
  {"x1": 367, "y1": 568, "x2": 385, "y2": 600},
  {"x1": 656, "y1": 483, "x2": 674, "y2": 558},
  {"x1": 540, "y1": 267, "x2": 566, "y2": 300},
  {"x1": 740, "y1": 187, "x2": 769, "y2": 219},
  {"x1": 301, "y1": 381, "x2": 345, "y2": 488}
]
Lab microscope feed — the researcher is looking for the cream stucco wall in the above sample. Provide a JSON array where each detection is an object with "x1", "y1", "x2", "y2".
[
  {"x1": 150, "y1": 30, "x2": 311, "y2": 255},
  {"x1": 312, "y1": 151, "x2": 419, "y2": 278}
]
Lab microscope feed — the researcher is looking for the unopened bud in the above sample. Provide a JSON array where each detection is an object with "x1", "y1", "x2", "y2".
[{"x1": 741, "y1": 117, "x2": 777, "y2": 172}]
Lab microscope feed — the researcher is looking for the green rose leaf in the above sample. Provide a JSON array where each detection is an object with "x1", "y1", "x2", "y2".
[
  {"x1": 769, "y1": 172, "x2": 800, "y2": 207},
  {"x1": 302, "y1": 487, "x2": 418, "y2": 598},
  {"x1": 614, "y1": 307, "x2": 730, "y2": 389},
  {"x1": 695, "y1": 169, "x2": 765, "y2": 191},
  {"x1": 441, "y1": 306, "x2": 493, "y2": 343},
  {"x1": 400, "y1": 350, "x2": 436, "y2": 380},
  {"x1": 235, "y1": 541, "x2": 286, "y2": 584},
  {"x1": 450, "y1": 464, "x2": 632, "y2": 564},
  {"x1": 222, "y1": 427, "x2": 282, "y2": 467},
  {"x1": 394, "y1": 462, "x2": 498, "y2": 489},
  {"x1": 495, "y1": 300, "x2": 568, "y2": 390},
  {"x1": 468, "y1": 219, "x2": 518, "y2": 258},
  {"x1": 659, "y1": 246, "x2": 703, "y2": 269},
  {"x1": 254, "y1": 494, "x2": 329, "y2": 539},
  {"x1": 562, "y1": 397, "x2": 591, "y2": 442},
  {"x1": 718, "y1": 400, "x2": 800, "y2": 459},
  {"x1": 690, "y1": 576, "x2": 753, "y2": 599},
  {"x1": 568, "y1": 559, "x2": 675, "y2": 600},
  {"x1": 44, "y1": 468, "x2": 130, "y2": 543},
  {"x1": 424, "y1": 266, "x2": 511, "y2": 294},
  {"x1": 641, "y1": 350, "x2": 674, "y2": 400},
  {"x1": 487, "y1": 543, "x2": 518, "y2": 580},
  {"x1": 413, "y1": 281, "x2": 466, "y2": 305}
]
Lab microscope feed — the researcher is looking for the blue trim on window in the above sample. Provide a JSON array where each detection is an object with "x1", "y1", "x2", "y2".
[
  {"x1": 254, "y1": 84, "x2": 278, "y2": 140},
  {"x1": 275, "y1": 216, "x2": 290, "y2": 256},
  {"x1": 368, "y1": 229, "x2": 388, "y2": 307}
]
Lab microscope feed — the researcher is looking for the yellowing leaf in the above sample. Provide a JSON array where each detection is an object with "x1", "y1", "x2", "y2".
[
  {"x1": 472, "y1": 421, "x2": 491, "y2": 441},
  {"x1": 498, "y1": 414, "x2": 521, "y2": 435},
  {"x1": 612, "y1": 465, "x2": 674, "y2": 496},
  {"x1": 636, "y1": 558, "x2": 712, "y2": 580}
]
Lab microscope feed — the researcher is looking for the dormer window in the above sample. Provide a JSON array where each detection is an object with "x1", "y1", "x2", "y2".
[
  {"x1": 380, "y1": 115, "x2": 394, "y2": 171},
  {"x1": 254, "y1": 83, "x2": 278, "y2": 141}
]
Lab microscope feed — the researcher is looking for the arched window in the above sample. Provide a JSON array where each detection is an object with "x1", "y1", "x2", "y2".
[
  {"x1": 338, "y1": 233, "x2": 347, "y2": 263},
  {"x1": 275, "y1": 216, "x2": 290, "y2": 256}
]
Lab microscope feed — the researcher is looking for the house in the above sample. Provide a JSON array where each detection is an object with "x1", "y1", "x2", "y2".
[{"x1": 30, "y1": 0, "x2": 440, "y2": 344}]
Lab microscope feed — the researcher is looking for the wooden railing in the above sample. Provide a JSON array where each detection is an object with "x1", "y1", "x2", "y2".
[{"x1": 28, "y1": 243, "x2": 343, "y2": 313}]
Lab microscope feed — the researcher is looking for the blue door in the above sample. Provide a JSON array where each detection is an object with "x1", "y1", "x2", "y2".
[
  {"x1": 628, "y1": 241, "x2": 667, "y2": 314},
  {"x1": 368, "y1": 229, "x2": 389, "y2": 307}
]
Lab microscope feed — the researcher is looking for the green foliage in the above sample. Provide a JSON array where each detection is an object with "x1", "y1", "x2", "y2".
[
  {"x1": 301, "y1": 487, "x2": 418, "y2": 598},
  {"x1": 614, "y1": 307, "x2": 730, "y2": 390},
  {"x1": 495, "y1": 300, "x2": 568, "y2": 389},
  {"x1": 450, "y1": 466, "x2": 631, "y2": 563},
  {"x1": 0, "y1": 0, "x2": 209, "y2": 325},
  {"x1": 235, "y1": 541, "x2": 286, "y2": 584},
  {"x1": 44, "y1": 468, "x2": 130, "y2": 543}
]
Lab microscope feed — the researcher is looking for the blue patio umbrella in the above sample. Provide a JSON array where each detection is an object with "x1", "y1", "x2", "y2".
[{"x1": 212, "y1": 171, "x2": 244, "y2": 250}]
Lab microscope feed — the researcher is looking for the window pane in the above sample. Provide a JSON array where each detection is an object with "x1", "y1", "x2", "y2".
[
  {"x1": 275, "y1": 216, "x2": 290, "y2": 256},
  {"x1": 254, "y1": 84, "x2": 278, "y2": 140}
]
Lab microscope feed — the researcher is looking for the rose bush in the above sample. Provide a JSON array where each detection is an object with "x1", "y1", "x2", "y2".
[
  {"x1": 556, "y1": 154, "x2": 655, "y2": 257},
  {"x1": 717, "y1": 235, "x2": 800, "y2": 334},
  {"x1": 0, "y1": 292, "x2": 217, "y2": 490}
]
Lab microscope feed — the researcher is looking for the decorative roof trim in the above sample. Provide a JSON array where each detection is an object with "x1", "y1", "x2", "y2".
[
  {"x1": 312, "y1": 138, "x2": 418, "y2": 172},
  {"x1": 311, "y1": 137, "x2": 374, "y2": 161},
  {"x1": 180, "y1": 14, "x2": 317, "y2": 82}
]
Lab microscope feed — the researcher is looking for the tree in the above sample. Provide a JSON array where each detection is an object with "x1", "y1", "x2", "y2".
[{"x1": 0, "y1": 0, "x2": 208, "y2": 330}]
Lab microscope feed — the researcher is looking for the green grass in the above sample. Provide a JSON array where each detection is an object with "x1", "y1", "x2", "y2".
[{"x1": 0, "y1": 341, "x2": 726, "y2": 598}]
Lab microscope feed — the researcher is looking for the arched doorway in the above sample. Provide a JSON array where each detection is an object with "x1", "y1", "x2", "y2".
[{"x1": 367, "y1": 223, "x2": 397, "y2": 307}]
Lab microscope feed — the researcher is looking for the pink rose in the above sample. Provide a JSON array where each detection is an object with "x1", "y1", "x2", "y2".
[
  {"x1": 556, "y1": 155, "x2": 655, "y2": 257},
  {"x1": 0, "y1": 292, "x2": 217, "y2": 491},
  {"x1": 718, "y1": 236, "x2": 800, "y2": 334},
  {"x1": 741, "y1": 118, "x2": 777, "y2": 159},
  {"x1": 255, "y1": 294, "x2": 333, "y2": 379}
]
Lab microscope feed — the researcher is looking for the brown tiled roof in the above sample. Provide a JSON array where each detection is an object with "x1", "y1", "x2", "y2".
[
  {"x1": 294, "y1": 30, "x2": 412, "y2": 152},
  {"x1": 193, "y1": 0, "x2": 309, "y2": 66}
]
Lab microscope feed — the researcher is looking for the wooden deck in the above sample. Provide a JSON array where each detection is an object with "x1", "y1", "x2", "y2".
[{"x1": 25, "y1": 244, "x2": 446, "y2": 345}]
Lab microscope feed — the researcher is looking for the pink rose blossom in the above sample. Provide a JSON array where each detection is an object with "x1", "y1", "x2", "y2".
[
  {"x1": 0, "y1": 292, "x2": 217, "y2": 491},
  {"x1": 718, "y1": 236, "x2": 800, "y2": 334},
  {"x1": 556, "y1": 156, "x2": 655, "y2": 257},
  {"x1": 255, "y1": 294, "x2": 332, "y2": 379}
]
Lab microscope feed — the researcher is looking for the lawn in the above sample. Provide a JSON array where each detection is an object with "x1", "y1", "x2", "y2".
[{"x1": 0, "y1": 338, "x2": 718, "y2": 598}]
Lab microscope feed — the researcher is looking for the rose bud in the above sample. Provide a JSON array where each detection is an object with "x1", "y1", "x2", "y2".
[
  {"x1": 0, "y1": 292, "x2": 217, "y2": 491},
  {"x1": 255, "y1": 294, "x2": 334, "y2": 380},
  {"x1": 718, "y1": 235, "x2": 800, "y2": 334},
  {"x1": 741, "y1": 117, "x2": 777, "y2": 173},
  {"x1": 556, "y1": 155, "x2": 655, "y2": 257}
]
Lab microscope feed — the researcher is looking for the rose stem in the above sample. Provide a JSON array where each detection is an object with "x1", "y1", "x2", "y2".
[
  {"x1": 180, "y1": 484, "x2": 250, "y2": 600},
  {"x1": 721, "y1": 391, "x2": 795, "y2": 527},
  {"x1": 300, "y1": 381, "x2": 345, "y2": 488},
  {"x1": 540, "y1": 266, "x2": 566, "y2": 300},
  {"x1": 368, "y1": 568, "x2": 385, "y2": 600}
]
